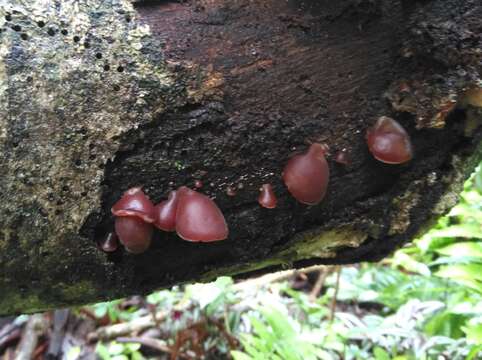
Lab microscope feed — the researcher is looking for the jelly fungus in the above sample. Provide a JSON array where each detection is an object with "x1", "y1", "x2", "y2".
[
  {"x1": 226, "y1": 186, "x2": 237, "y2": 197},
  {"x1": 114, "y1": 217, "x2": 153, "y2": 254},
  {"x1": 111, "y1": 187, "x2": 155, "y2": 254},
  {"x1": 258, "y1": 184, "x2": 277, "y2": 209},
  {"x1": 175, "y1": 186, "x2": 228, "y2": 242},
  {"x1": 282, "y1": 143, "x2": 330, "y2": 205},
  {"x1": 98, "y1": 232, "x2": 119, "y2": 253},
  {"x1": 111, "y1": 187, "x2": 156, "y2": 223},
  {"x1": 153, "y1": 190, "x2": 179, "y2": 232},
  {"x1": 194, "y1": 180, "x2": 203, "y2": 189},
  {"x1": 366, "y1": 116, "x2": 413, "y2": 164},
  {"x1": 334, "y1": 149, "x2": 350, "y2": 165}
]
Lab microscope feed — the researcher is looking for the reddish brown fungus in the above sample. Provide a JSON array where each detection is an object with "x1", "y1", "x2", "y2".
[
  {"x1": 366, "y1": 116, "x2": 413, "y2": 164},
  {"x1": 98, "y1": 232, "x2": 119, "y2": 253},
  {"x1": 258, "y1": 184, "x2": 277, "y2": 209},
  {"x1": 226, "y1": 186, "x2": 237, "y2": 197},
  {"x1": 194, "y1": 180, "x2": 203, "y2": 189},
  {"x1": 154, "y1": 190, "x2": 179, "y2": 232},
  {"x1": 282, "y1": 143, "x2": 330, "y2": 205},
  {"x1": 175, "y1": 186, "x2": 228, "y2": 242},
  {"x1": 334, "y1": 149, "x2": 350, "y2": 166},
  {"x1": 111, "y1": 187, "x2": 156, "y2": 223},
  {"x1": 114, "y1": 217, "x2": 153, "y2": 254},
  {"x1": 111, "y1": 187, "x2": 155, "y2": 253}
]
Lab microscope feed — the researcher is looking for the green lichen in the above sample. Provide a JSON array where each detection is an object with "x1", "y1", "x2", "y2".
[
  {"x1": 60, "y1": 280, "x2": 98, "y2": 302},
  {"x1": 200, "y1": 226, "x2": 367, "y2": 282},
  {"x1": 0, "y1": 290, "x2": 50, "y2": 315}
]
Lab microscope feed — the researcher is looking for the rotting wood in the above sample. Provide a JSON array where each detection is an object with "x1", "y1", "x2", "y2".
[{"x1": 0, "y1": 0, "x2": 481, "y2": 315}]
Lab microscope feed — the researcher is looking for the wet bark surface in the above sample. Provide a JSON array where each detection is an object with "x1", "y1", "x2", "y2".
[{"x1": 0, "y1": 0, "x2": 480, "y2": 314}]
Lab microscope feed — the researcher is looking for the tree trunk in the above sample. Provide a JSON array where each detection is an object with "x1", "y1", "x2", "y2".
[{"x1": 0, "y1": 0, "x2": 481, "y2": 315}]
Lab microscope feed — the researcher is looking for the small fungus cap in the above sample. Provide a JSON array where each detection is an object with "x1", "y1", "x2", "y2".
[
  {"x1": 111, "y1": 187, "x2": 155, "y2": 223},
  {"x1": 366, "y1": 116, "x2": 413, "y2": 164},
  {"x1": 154, "y1": 190, "x2": 179, "y2": 232},
  {"x1": 282, "y1": 143, "x2": 330, "y2": 205},
  {"x1": 115, "y1": 217, "x2": 153, "y2": 254},
  {"x1": 258, "y1": 184, "x2": 277, "y2": 209},
  {"x1": 175, "y1": 187, "x2": 229, "y2": 242}
]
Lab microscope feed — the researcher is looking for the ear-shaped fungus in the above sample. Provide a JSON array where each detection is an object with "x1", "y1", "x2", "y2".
[
  {"x1": 153, "y1": 190, "x2": 179, "y2": 232},
  {"x1": 366, "y1": 116, "x2": 413, "y2": 164},
  {"x1": 258, "y1": 184, "x2": 277, "y2": 209},
  {"x1": 282, "y1": 143, "x2": 330, "y2": 205},
  {"x1": 111, "y1": 187, "x2": 155, "y2": 254},
  {"x1": 175, "y1": 186, "x2": 228, "y2": 242}
]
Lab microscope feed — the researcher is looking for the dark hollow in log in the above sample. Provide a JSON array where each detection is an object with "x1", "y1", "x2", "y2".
[{"x1": 0, "y1": 0, "x2": 480, "y2": 315}]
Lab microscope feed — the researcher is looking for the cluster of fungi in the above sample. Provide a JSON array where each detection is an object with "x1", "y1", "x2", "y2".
[{"x1": 100, "y1": 116, "x2": 413, "y2": 254}]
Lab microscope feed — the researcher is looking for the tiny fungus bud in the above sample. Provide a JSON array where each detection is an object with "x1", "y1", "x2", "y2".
[
  {"x1": 98, "y1": 232, "x2": 119, "y2": 253},
  {"x1": 334, "y1": 149, "x2": 350, "y2": 165},
  {"x1": 154, "y1": 190, "x2": 179, "y2": 232},
  {"x1": 226, "y1": 186, "x2": 237, "y2": 197},
  {"x1": 111, "y1": 187, "x2": 155, "y2": 254},
  {"x1": 366, "y1": 116, "x2": 413, "y2": 164},
  {"x1": 258, "y1": 184, "x2": 277, "y2": 209},
  {"x1": 282, "y1": 143, "x2": 330, "y2": 205},
  {"x1": 194, "y1": 180, "x2": 203, "y2": 189},
  {"x1": 175, "y1": 186, "x2": 228, "y2": 242}
]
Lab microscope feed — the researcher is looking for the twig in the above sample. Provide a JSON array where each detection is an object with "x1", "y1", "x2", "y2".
[
  {"x1": 0, "y1": 328, "x2": 21, "y2": 352},
  {"x1": 33, "y1": 341, "x2": 48, "y2": 360},
  {"x1": 3, "y1": 346, "x2": 15, "y2": 360},
  {"x1": 14, "y1": 314, "x2": 48, "y2": 360},
  {"x1": 329, "y1": 266, "x2": 342, "y2": 323},
  {"x1": 309, "y1": 266, "x2": 331, "y2": 302},
  {"x1": 0, "y1": 317, "x2": 28, "y2": 351},
  {"x1": 209, "y1": 318, "x2": 239, "y2": 349},
  {"x1": 116, "y1": 337, "x2": 193, "y2": 360},
  {"x1": 88, "y1": 310, "x2": 168, "y2": 341},
  {"x1": 234, "y1": 265, "x2": 326, "y2": 292},
  {"x1": 47, "y1": 309, "x2": 70, "y2": 359}
]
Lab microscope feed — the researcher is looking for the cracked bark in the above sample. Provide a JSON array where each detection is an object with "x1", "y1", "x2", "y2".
[{"x1": 0, "y1": 0, "x2": 481, "y2": 315}]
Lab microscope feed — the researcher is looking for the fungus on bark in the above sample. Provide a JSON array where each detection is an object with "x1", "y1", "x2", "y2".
[
  {"x1": 175, "y1": 186, "x2": 229, "y2": 242},
  {"x1": 111, "y1": 187, "x2": 155, "y2": 254},
  {"x1": 334, "y1": 149, "x2": 351, "y2": 166},
  {"x1": 258, "y1": 184, "x2": 277, "y2": 209},
  {"x1": 226, "y1": 186, "x2": 237, "y2": 197},
  {"x1": 366, "y1": 116, "x2": 413, "y2": 164},
  {"x1": 282, "y1": 143, "x2": 330, "y2": 205},
  {"x1": 153, "y1": 190, "x2": 179, "y2": 232},
  {"x1": 98, "y1": 232, "x2": 119, "y2": 253}
]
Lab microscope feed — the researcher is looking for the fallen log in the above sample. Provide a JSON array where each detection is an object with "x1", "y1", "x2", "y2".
[{"x1": 0, "y1": 0, "x2": 481, "y2": 315}]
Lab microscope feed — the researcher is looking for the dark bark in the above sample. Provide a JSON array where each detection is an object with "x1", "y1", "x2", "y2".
[{"x1": 0, "y1": 0, "x2": 481, "y2": 315}]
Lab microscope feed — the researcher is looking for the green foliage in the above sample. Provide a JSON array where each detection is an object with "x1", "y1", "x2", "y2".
[
  {"x1": 232, "y1": 308, "x2": 328, "y2": 360},
  {"x1": 96, "y1": 342, "x2": 144, "y2": 360}
]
